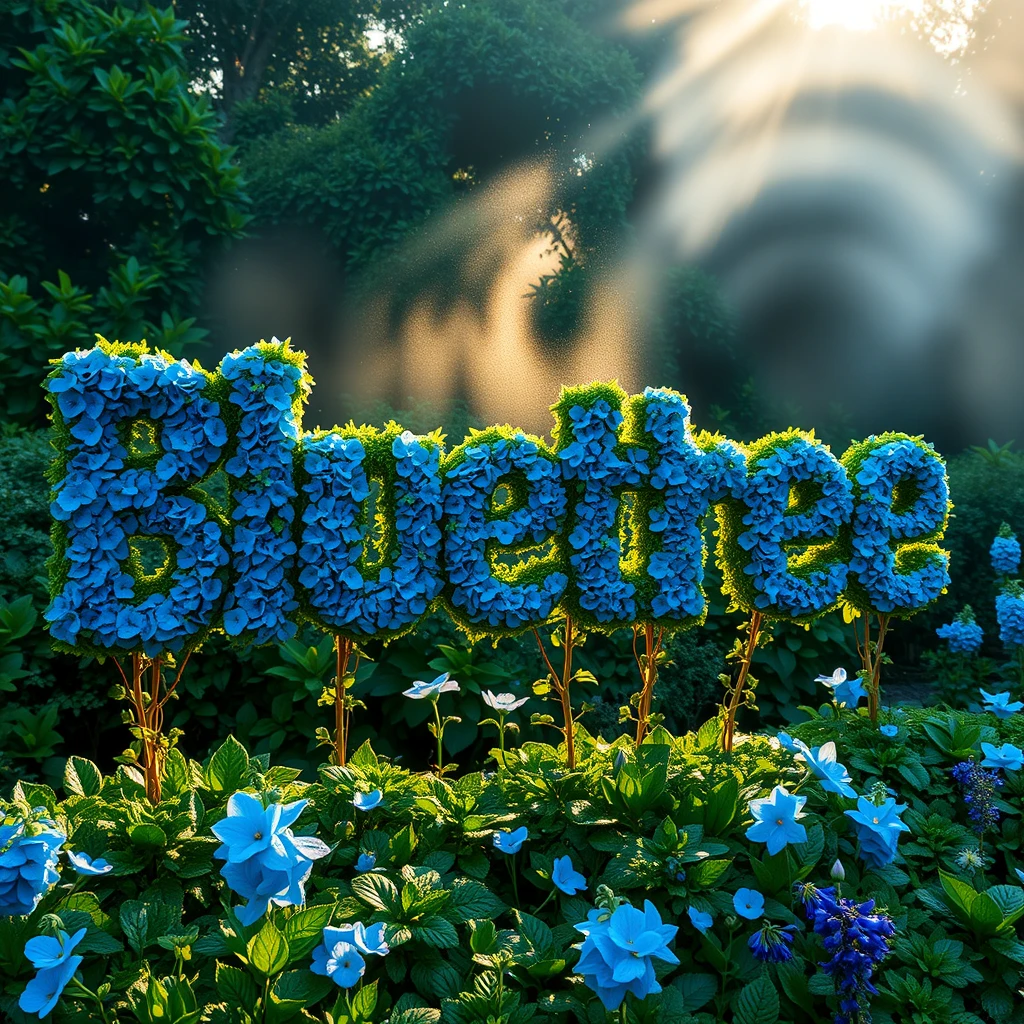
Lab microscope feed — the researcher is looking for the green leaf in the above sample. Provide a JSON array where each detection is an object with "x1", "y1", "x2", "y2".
[
  {"x1": 688, "y1": 859, "x2": 730, "y2": 889},
  {"x1": 351, "y1": 980, "x2": 377, "y2": 1022},
  {"x1": 410, "y1": 915, "x2": 459, "y2": 948},
  {"x1": 272, "y1": 970, "x2": 333, "y2": 1007},
  {"x1": 676, "y1": 973, "x2": 717, "y2": 1011},
  {"x1": 216, "y1": 962, "x2": 258, "y2": 1007},
  {"x1": 939, "y1": 870, "x2": 977, "y2": 918},
  {"x1": 205, "y1": 735, "x2": 249, "y2": 793},
  {"x1": 248, "y1": 921, "x2": 290, "y2": 977},
  {"x1": 283, "y1": 904, "x2": 334, "y2": 961},
  {"x1": 120, "y1": 903, "x2": 149, "y2": 955},
  {"x1": 128, "y1": 823, "x2": 167, "y2": 848},
  {"x1": 64, "y1": 756, "x2": 103, "y2": 797},
  {"x1": 704, "y1": 777, "x2": 738, "y2": 835},
  {"x1": 352, "y1": 873, "x2": 400, "y2": 913},
  {"x1": 969, "y1": 893, "x2": 1004, "y2": 932},
  {"x1": 390, "y1": 1011, "x2": 441, "y2": 1024},
  {"x1": 76, "y1": 927, "x2": 123, "y2": 956},
  {"x1": 444, "y1": 879, "x2": 505, "y2": 922},
  {"x1": 733, "y1": 976, "x2": 779, "y2": 1024}
]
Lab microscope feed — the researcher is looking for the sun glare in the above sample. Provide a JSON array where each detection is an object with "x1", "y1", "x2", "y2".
[{"x1": 801, "y1": 0, "x2": 916, "y2": 32}]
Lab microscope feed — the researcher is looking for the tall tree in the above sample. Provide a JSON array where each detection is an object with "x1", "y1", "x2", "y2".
[{"x1": 172, "y1": 0, "x2": 427, "y2": 139}]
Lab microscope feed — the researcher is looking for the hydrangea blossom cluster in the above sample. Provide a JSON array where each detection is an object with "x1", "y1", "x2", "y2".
[
  {"x1": 936, "y1": 605, "x2": 984, "y2": 654},
  {"x1": 0, "y1": 817, "x2": 65, "y2": 916},
  {"x1": 220, "y1": 346, "x2": 304, "y2": 643},
  {"x1": 951, "y1": 759, "x2": 1004, "y2": 836},
  {"x1": 442, "y1": 431, "x2": 567, "y2": 631},
  {"x1": 643, "y1": 389, "x2": 745, "y2": 622},
  {"x1": 995, "y1": 582, "x2": 1024, "y2": 649},
  {"x1": 573, "y1": 899, "x2": 679, "y2": 1009},
  {"x1": 845, "y1": 795, "x2": 910, "y2": 869},
  {"x1": 557, "y1": 395, "x2": 647, "y2": 623},
  {"x1": 299, "y1": 428, "x2": 444, "y2": 635},
  {"x1": 798, "y1": 884, "x2": 895, "y2": 1024},
  {"x1": 45, "y1": 346, "x2": 228, "y2": 653},
  {"x1": 990, "y1": 523, "x2": 1020, "y2": 577},
  {"x1": 844, "y1": 436, "x2": 950, "y2": 614},
  {"x1": 722, "y1": 433, "x2": 853, "y2": 618},
  {"x1": 211, "y1": 793, "x2": 329, "y2": 925}
]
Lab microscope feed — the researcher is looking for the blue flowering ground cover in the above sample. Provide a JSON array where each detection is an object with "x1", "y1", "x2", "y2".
[{"x1": 1, "y1": 697, "x2": 1023, "y2": 1024}]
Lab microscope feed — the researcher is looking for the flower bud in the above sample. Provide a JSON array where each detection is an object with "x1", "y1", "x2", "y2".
[{"x1": 830, "y1": 858, "x2": 845, "y2": 881}]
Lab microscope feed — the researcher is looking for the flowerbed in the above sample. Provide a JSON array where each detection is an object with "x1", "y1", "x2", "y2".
[{"x1": 2, "y1": 699, "x2": 1023, "y2": 1024}]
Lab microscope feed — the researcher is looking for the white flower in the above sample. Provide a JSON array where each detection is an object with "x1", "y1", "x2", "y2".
[{"x1": 482, "y1": 690, "x2": 529, "y2": 712}]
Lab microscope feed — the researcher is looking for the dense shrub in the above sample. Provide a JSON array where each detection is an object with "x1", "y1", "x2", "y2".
[
  {"x1": 1, "y1": 702, "x2": 1022, "y2": 1024},
  {"x1": 0, "y1": 0, "x2": 249, "y2": 425}
]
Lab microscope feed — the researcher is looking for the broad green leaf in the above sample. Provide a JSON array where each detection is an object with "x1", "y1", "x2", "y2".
[
  {"x1": 64, "y1": 756, "x2": 103, "y2": 797},
  {"x1": 939, "y1": 870, "x2": 977, "y2": 918},
  {"x1": 410, "y1": 915, "x2": 459, "y2": 948},
  {"x1": 283, "y1": 904, "x2": 334, "y2": 961},
  {"x1": 444, "y1": 879, "x2": 505, "y2": 922},
  {"x1": 970, "y1": 893, "x2": 1004, "y2": 932},
  {"x1": 675, "y1": 973, "x2": 717, "y2": 1012},
  {"x1": 248, "y1": 921, "x2": 290, "y2": 977},
  {"x1": 351, "y1": 872, "x2": 400, "y2": 913},
  {"x1": 205, "y1": 735, "x2": 249, "y2": 793},
  {"x1": 216, "y1": 962, "x2": 258, "y2": 1007},
  {"x1": 733, "y1": 975, "x2": 779, "y2": 1024}
]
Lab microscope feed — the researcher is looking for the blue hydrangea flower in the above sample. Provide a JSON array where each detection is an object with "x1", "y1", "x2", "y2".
[
  {"x1": 980, "y1": 742, "x2": 1024, "y2": 772},
  {"x1": 66, "y1": 851, "x2": 112, "y2": 876},
  {"x1": 732, "y1": 888, "x2": 764, "y2": 920},
  {"x1": 879, "y1": 725, "x2": 899, "y2": 738},
  {"x1": 551, "y1": 856, "x2": 587, "y2": 895},
  {"x1": 492, "y1": 827, "x2": 528, "y2": 855},
  {"x1": 220, "y1": 345, "x2": 303, "y2": 645},
  {"x1": 352, "y1": 790, "x2": 383, "y2": 812},
  {"x1": 687, "y1": 907, "x2": 713, "y2": 934},
  {"x1": 795, "y1": 741, "x2": 857, "y2": 799},
  {"x1": 573, "y1": 900, "x2": 679, "y2": 1009},
  {"x1": 936, "y1": 606, "x2": 984, "y2": 655},
  {"x1": 443, "y1": 431, "x2": 568, "y2": 630},
  {"x1": 44, "y1": 346, "x2": 231, "y2": 654},
  {"x1": 1016, "y1": 868, "x2": 1024, "y2": 885},
  {"x1": 212, "y1": 793, "x2": 329, "y2": 925},
  {"x1": 355, "y1": 853, "x2": 377, "y2": 873},
  {"x1": 815, "y1": 668, "x2": 867, "y2": 708},
  {"x1": 746, "y1": 786, "x2": 808, "y2": 854},
  {"x1": 981, "y1": 689, "x2": 1024, "y2": 719},
  {"x1": 991, "y1": 525, "x2": 1021, "y2": 576},
  {"x1": 18, "y1": 927, "x2": 86, "y2": 1019},
  {"x1": 845, "y1": 796, "x2": 910, "y2": 868},
  {"x1": 403, "y1": 673, "x2": 460, "y2": 700},
  {"x1": 996, "y1": 584, "x2": 1024, "y2": 649},
  {"x1": 0, "y1": 821, "x2": 65, "y2": 916},
  {"x1": 725, "y1": 434, "x2": 853, "y2": 617},
  {"x1": 846, "y1": 437, "x2": 950, "y2": 613},
  {"x1": 640, "y1": 389, "x2": 745, "y2": 623},
  {"x1": 299, "y1": 426, "x2": 444, "y2": 638},
  {"x1": 748, "y1": 923, "x2": 796, "y2": 962}
]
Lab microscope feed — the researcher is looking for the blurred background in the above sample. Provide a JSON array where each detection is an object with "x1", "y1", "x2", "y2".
[{"x1": 4, "y1": 0, "x2": 1024, "y2": 780}]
